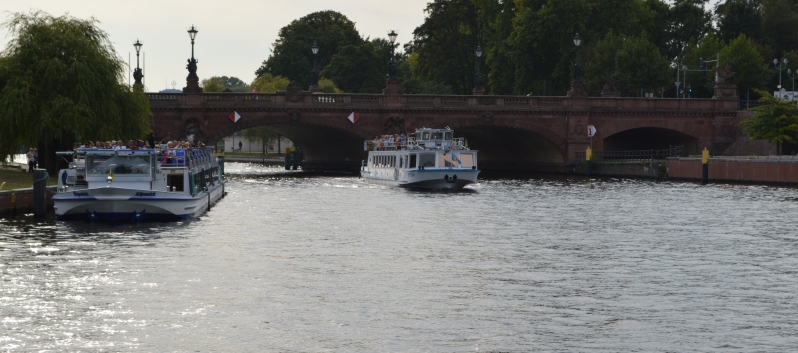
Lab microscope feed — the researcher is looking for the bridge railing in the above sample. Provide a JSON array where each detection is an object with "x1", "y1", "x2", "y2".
[
  {"x1": 147, "y1": 92, "x2": 732, "y2": 112},
  {"x1": 575, "y1": 145, "x2": 685, "y2": 161}
]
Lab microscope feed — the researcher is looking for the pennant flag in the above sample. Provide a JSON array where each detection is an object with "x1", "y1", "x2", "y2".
[
  {"x1": 348, "y1": 112, "x2": 359, "y2": 124},
  {"x1": 229, "y1": 111, "x2": 241, "y2": 123}
]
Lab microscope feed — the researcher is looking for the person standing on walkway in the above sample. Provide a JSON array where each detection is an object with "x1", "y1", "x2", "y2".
[
  {"x1": 32, "y1": 148, "x2": 38, "y2": 169},
  {"x1": 26, "y1": 148, "x2": 34, "y2": 172}
]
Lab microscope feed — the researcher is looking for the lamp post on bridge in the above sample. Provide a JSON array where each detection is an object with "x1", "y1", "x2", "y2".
[
  {"x1": 774, "y1": 58, "x2": 788, "y2": 98},
  {"x1": 183, "y1": 25, "x2": 202, "y2": 93},
  {"x1": 309, "y1": 42, "x2": 320, "y2": 92},
  {"x1": 567, "y1": 32, "x2": 586, "y2": 97},
  {"x1": 132, "y1": 39, "x2": 143, "y2": 92},
  {"x1": 473, "y1": 45, "x2": 484, "y2": 95},
  {"x1": 387, "y1": 30, "x2": 398, "y2": 79},
  {"x1": 384, "y1": 30, "x2": 402, "y2": 95},
  {"x1": 788, "y1": 69, "x2": 798, "y2": 99}
]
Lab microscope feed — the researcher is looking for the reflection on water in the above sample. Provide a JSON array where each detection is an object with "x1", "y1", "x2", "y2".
[{"x1": 1, "y1": 162, "x2": 797, "y2": 351}]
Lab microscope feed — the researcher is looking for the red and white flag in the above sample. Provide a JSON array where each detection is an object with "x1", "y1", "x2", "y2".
[
  {"x1": 229, "y1": 111, "x2": 241, "y2": 123},
  {"x1": 347, "y1": 112, "x2": 359, "y2": 124}
]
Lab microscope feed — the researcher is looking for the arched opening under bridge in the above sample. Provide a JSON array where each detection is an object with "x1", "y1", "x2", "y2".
[
  {"x1": 220, "y1": 123, "x2": 366, "y2": 171},
  {"x1": 603, "y1": 127, "x2": 698, "y2": 155},
  {"x1": 455, "y1": 126, "x2": 565, "y2": 172}
]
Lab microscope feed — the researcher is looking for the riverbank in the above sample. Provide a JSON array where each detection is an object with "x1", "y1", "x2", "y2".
[
  {"x1": 571, "y1": 155, "x2": 798, "y2": 185},
  {"x1": 0, "y1": 165, "x2": 59, "y2": 190}
]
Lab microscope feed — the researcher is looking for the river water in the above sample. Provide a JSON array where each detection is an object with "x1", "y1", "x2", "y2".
[{"x1": 1, "y1": 162, "x2": 797, "y2": 352}]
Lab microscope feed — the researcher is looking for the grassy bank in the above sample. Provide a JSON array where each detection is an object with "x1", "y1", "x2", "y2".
[{"x1": 0, "y1": 166, "x2": 59, "y2": 190}]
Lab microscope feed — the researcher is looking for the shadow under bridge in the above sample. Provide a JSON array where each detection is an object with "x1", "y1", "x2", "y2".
[
  {"x1": 455, "y1": 126, "x2": 566, "y2": 172},
  {"x1": 603, "y1": 127, "x2": 698, "y2": 156},
  {"x1": 254, "y1": 123, "x2": 367, "y2": 172}
]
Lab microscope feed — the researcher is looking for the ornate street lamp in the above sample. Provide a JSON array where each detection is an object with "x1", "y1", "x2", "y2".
[
  {"x1": 474, "y1": 45, "x2": 482, "y2": 90},
  {"x1": 774, "y1": 58, "x2": 788, "y2": 93},
  {"x1": 132, "y1": 39, "x2": 143, "y2": 89},
  {"x1": 387, "y1": 30, "x2": 398, "y2": 79},
  {"x1": 788, "y1": 68, "x2": 798, "y2": 94},
  {"x1": 184, "y1": 25, "x2": 201, "y2": 93},
  {"x1": 310, "y1": 42, "x2": 319, "y2": 87},
  {"x1": 572, "y1": 32, "x2": 583, "y2": 82}
]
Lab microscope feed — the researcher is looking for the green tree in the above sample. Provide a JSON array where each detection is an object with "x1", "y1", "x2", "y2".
[
  {"x1": 317, "y1": 78, "x2": 343, "y2": 93},
  {"x1": 218, "y1": 76, "x2": 248, "y2": 91},
  {"x1": 242, "y1": 127, "x2": 279, "y2": 154},
  {"x1": 584, "y1": 32, "x2": 671, "y2": 96},
  {"x1": 680, "y1": 32, "x2": 725, "y2": 97},
  {"x1": 254, "y1": 11, "x2": 363, "y2": 87},
  {"x1": 0, "y1": 11, "x2": 150, "y2": 173},
  {"x1": 250, "y1": 73, "x2": 290, "y2": 92},
  {"x1": 715, "y1": 0, "x2": 763, "y2": 44},
  {"x1": 509, "y1": 0, "x2": 650, "y2": 95},
  {"x1": 201, "y1": 76, "x2": 225, "y2": 92},
  {"x1": 761, "y1": 0, "x2": 798, "y2": 57},
  {"x1": 615, "y1": 35, "x2": 672, "y2": 96},
  {"x1": 721, "y1": 34, "x2": 769, "y2": 97},
  {"x1": 666, "y1": 0, "x2": 713, "y2": 60},
  {"x1": 409, "y1": 0, "x2": 486, "y2": 95},
  {"x1": 583, "y1": 31, "x2": 624, "y2": 95},
  {"x1": 740, "y1": 89, "x2": 798, "y2": 153},
  {"x1": 321, "y1": 42, "x2": 386, "y2": 93},
  {"x1": 485, "y1": 0, "x2": 517, "y2": 94}
]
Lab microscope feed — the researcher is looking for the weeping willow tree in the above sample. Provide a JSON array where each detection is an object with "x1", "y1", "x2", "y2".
[{"x1": 0, "y1": 11, "x2": 151, "y2": 173}]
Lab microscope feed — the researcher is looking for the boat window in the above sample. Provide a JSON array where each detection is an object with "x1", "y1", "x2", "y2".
[
  {"x1": 444, "y1": 131, "x2": 453, "y2": 140},
  {"x1": 87, "y1": 155, "x2": 151, "y2": 176},
  {"x1": 418, "y1": 154, "x2": 435, "y2": 168},
  {"x1": 409, "y1": 154, "x2": 417, "y2": 168},
  {"x1": 433, "y1": 132, "x2": 444, "y2": 140},
  {"x1": 422, "y1": 131, "x2": 431, "y2": 140}
]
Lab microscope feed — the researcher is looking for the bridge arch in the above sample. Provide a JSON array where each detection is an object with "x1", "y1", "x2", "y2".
[
  {"x1": 454, "y1": 118, "x2": 567, "y2": 169},
  {"x1": 602, "y1": 126, "x2": 699, "y2": 155},
  {"x1": 208, "y1": 113, "x2": 372, "y2": 170}
]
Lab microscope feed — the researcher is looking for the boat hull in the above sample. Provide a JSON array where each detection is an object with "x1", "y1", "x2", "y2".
[
  {"x1": 53, "y1": 183, "x2": 225, "y2": 222},
  {"x1": 361, "y1": 169, "x2": 479, "y2": 190}
]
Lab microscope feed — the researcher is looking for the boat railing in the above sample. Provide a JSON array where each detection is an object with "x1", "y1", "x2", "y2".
[
  {"x1": 365, "y1": 136, "x2": 468, "y2": 151},
  {"x1": 159, "y1": 147, "x2": 217, "y2": 169}
]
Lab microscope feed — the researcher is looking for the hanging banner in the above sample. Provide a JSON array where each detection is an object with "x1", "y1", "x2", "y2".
[
  {"x1": 348, "y1": 112, "x2": 359, "y2": 124},
  {"x1": 587, "y1": 125, "x2": 596, "y2": 137},
  {"x1": 229, "y1": 111, "x2": 241, "y2": 123}
]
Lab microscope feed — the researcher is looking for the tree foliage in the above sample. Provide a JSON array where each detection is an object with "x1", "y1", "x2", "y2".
[
  {"x1": 250, "y1": 73, "x2": 290, "y2": 92},
  {"x1": 255, "y1": 0, "x2": 798, "y2": 99},
  {"x1": 0, "y1": 11, "x2": 150, "y2": 171},
  {"x1": 584, "y1": 32, "x2": 670, "y2": 96},
  {"x1": 322, "y1": 42, "x2": 386, "y2": 93},
  {"x1": 721, "y1": 34, "x2": 769, "y2": 93},
  {"x1": 242, "y1": 127, "x2": 279, "y2": 154},
  {"x1": 740, "y1": 89, "x2": 798, "y2": 144},
  {"x1": 254, "y1": 11, "x2": 363, "y2": 87},
  {"x1": 202, "y1": 76, "x2": 249, "y2": 92}
]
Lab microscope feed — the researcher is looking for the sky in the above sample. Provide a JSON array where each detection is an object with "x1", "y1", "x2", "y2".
[
  {"x1": 0, "y1": 0, "x2": 433, "y2": 91},
  {"x1": 0, "y1": 0, "x2": 722, "y2": 92}
]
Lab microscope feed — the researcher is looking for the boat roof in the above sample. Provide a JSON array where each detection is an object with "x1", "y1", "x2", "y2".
[{"x1": 57, "y1": 149, "x2": 158, "y2": 156}]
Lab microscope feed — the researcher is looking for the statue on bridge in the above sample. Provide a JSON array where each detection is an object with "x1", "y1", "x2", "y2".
[
  {"x1": 716, "y1": 64, "x2": 735, "y2": 85},
  {"x1": 186, "y1": 58, "x2": 198, "y2": 77},
  {"x1": 600, "y1": 73, "x2": 620, "y2": 97}
]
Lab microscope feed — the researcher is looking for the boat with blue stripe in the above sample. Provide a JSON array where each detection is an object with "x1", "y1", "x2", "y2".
[
  {"x1": 52, "y1": 147, "x2": 225, "y2": 222},
  {"x1": 361, "y1": 128, "x2": 480, "y2": 190}
]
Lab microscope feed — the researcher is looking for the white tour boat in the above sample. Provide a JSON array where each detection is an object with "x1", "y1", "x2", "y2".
[
  {"x1": 52, "y1": 147, "x2": 225, "y2": 222},
  {"x1": 360, "y1": 128, "x2": 479, "y2": 189}
]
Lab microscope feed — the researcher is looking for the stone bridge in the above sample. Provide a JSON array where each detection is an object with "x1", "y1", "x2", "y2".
[{"x1": 148, "y1": 82, "x2": 749, "y2": 172}]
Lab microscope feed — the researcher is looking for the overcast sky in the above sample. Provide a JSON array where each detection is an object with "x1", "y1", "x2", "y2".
[{"x1": 0, "y1": 0, "x2": 721, "y2": 92}]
